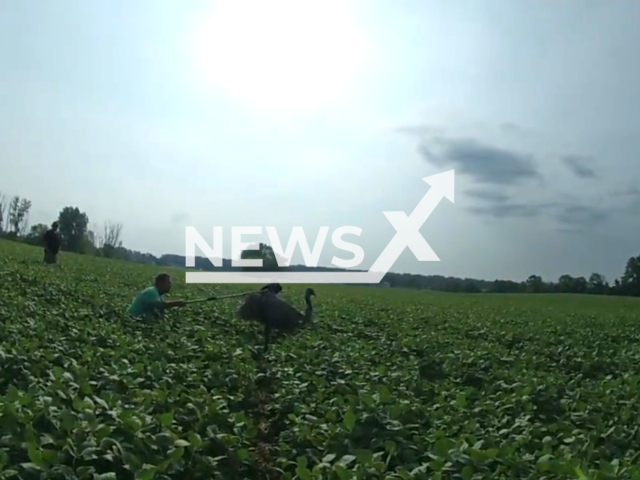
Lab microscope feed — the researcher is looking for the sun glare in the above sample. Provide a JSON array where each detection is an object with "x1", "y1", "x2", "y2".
[{"x1": 192, "y1": 0, "x2": 368, "y2": 112}]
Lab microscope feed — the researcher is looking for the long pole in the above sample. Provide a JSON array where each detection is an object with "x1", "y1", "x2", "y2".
[{"x1": 183, "y1": 289, "x2": 260, "y2": 305}]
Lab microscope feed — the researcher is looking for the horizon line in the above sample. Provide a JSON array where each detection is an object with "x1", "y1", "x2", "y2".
[{"x1": 185, "y1": 271, "x2": 386, "y2": 284}]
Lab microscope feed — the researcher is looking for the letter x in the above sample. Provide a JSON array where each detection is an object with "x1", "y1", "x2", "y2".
[
  {"x1": 383, "y1": 211, "x2": 439, "y2": 262},
  {"x1": 369, "y1": 209, "x2": 439, "y2": 275}
]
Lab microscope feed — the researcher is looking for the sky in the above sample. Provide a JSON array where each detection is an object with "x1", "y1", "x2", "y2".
[{"x1": 1, "y1": 0, "x2": 639, "y2": 283}]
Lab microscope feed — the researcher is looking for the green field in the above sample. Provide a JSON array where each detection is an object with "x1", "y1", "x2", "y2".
[{"x1": 2, "y1": 239, "x2": 640, "y2": 479}]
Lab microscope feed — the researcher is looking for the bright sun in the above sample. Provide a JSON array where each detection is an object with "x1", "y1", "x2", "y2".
[{"x1": 192, "y1": 0, "x2": 368, "y2": 112}]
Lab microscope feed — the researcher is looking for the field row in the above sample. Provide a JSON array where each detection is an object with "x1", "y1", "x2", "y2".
[{"x1": 2, "y1": 241, "x2": 640, "y2": 479}]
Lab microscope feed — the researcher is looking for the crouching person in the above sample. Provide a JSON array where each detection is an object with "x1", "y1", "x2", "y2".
[{"x1": 127, "y1": 273, "x2": 186, "y2": 321}]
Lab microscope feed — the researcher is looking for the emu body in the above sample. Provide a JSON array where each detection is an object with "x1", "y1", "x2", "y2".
[{"x1": 236, "y1": 287, "x2": 315, "y2": 352}]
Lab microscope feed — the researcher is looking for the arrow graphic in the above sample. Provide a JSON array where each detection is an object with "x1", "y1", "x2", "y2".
[
  {"x1": 368, "y1": 169, "x2": 455, "y2": 277},
  {"x1": 185, "y1": 170, "x2": 455, "y2": 284}
]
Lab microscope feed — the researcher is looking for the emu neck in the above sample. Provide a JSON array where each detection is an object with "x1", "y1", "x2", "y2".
[{"x1": 304, "y1": 294, "x2": 313, "y2": 321}]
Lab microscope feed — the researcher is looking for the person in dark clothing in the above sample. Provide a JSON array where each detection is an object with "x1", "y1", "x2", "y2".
[{"x1": 43, "y1": 221, "x2": 61, "y2": 264}]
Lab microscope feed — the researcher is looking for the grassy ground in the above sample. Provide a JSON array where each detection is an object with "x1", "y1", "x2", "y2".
[{"x1": 1, "y1": 239, "x2": 640, "y2": 479}]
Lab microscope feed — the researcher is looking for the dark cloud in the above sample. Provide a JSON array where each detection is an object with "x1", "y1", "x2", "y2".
[
  {"x1": 466, "y1": 199, "x2": 610, "y2": 231},
  {"x1": 610, "y1": 188, "x2": 640, "y2": 216},
  {"x1": 608, "y1": 188, "x2": 640, "y2": 215},
  {"x1": 467, "y1": 203, "x2": 549, "y2": 219},
  {"x1": 553, "y1": 204, "x2": 609, "y2": 229},
  {"x1": 561, "y1": 155, "x2": 598, "y2": 179},
  {"x1": 613, "y1": 186, "x2": 640, "y2": 198},
  {"x1": 415, "y1": 136, "x2": 541, "y2": 186},
  {"x1": 465, "y1": 189, "x2": 510, "y2": 203}
]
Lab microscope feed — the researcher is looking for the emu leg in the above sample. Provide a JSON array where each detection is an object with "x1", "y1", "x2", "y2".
[{"x1": 263, "y1": 325, "x2": 271, "y2": 352}]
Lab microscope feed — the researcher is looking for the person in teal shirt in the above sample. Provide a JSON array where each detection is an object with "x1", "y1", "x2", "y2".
[{"x1": 127, "y1": 273, "x2": 186, "y2": 319}]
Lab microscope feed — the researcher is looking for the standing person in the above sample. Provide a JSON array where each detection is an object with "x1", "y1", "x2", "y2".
[
  {"x1": 127, "y1": 273, "x2": 187, "y2": 320},
  {"x1": 43, "y1": 221, "x2": 61, "y2": 264}
]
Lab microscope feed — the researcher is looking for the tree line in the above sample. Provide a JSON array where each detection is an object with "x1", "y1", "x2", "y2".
[
  {"x1": 0, "y1": 193, "x2": 123, "y2": 258},
  {"x1": 3, "y1": 192, "x2": 640, "y2": 296}
]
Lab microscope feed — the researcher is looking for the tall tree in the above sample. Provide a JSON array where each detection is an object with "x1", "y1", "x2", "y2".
[
  {"x1": 79, "y1": 228, "x2": 98, "y2": 255},
  {"x1": 18, "y1": 198, "x2": 31, "y2": 235},
  {"x1": 572, "y1": 276, "x2": 588, "y2": 294},
  {"x1": 0, "y1": 192, "x2": 6, "y2": 233},
  {"x1": 24, "y1": 223, "x2": 49, "y2": 246},
  {"x1": 57, "y1": 206, "x2": 89, "y2": 253},
  {"x1": 526, "y1": 274, "x2": 543, "y2": 293},
  {"x1": 557, "y1": 274, "x2": 575, "y2": 293},
  {"x1": 100, "y1": 221, "x2": 123, "y2": 258},
  {"x1": 103, "y1": 221, "x2": 123, "y2": 247},
  {"x1": 7, "y1": 196, "x2": 31, "y2": 235},
  {"x1": 240, "y1": 242, "x2": 279, "y2": 271},
  {"x1": 622, "y1": 256, "x2": 640, "y2": 296},
  {"x1": 588, "y1": 272, "x2": 608, "y2": 294},
  {"x1": 612, "y1": 278, "x2": 624, "y2": 295},
  {"x1": 7, "y1": 196, "x2": 19, "y2": 233}
]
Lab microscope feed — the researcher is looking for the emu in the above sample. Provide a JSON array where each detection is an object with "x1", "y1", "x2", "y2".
[
  {"x1": 236, "y1": 286, "x2": 316, "y2": 352},
  {"x1": 260, "y1": 283, "x2": 283, "y2": 295}
]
